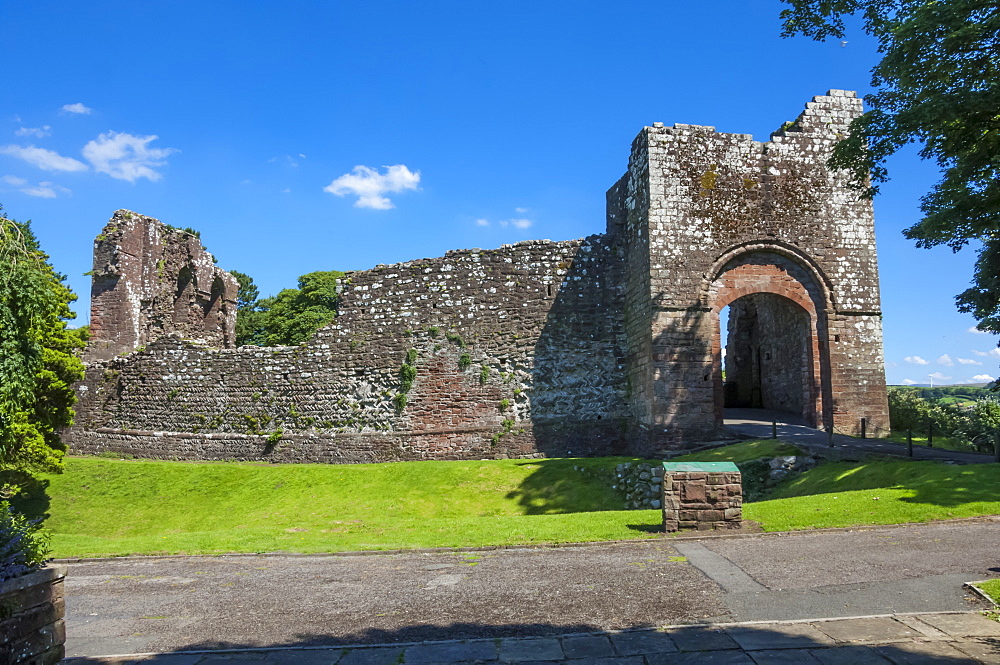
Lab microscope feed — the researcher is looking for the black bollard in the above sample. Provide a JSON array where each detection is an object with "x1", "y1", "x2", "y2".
[
  {"x1": 907, "y1": 429, "x2": 913, "y2": 457},
  {"x1": 828, "y1": 426, "x2": 834, "y2": 448},
  {"x1": 861, "y1": 417, "x2": 867, "y2": 439},
  {"x1": 772, "y1": 419, "x2": 777, "y2": 440},
  {"x1": 928, "y1": 419, "x2": 933, "y2": 448}
]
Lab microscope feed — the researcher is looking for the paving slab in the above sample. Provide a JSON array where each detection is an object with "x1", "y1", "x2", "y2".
[
  {"x1": 744, "y1": 649, "x2": 823, "y2": 664},
  {"x1": 644, "y1": 650, "x2": 754, "y2": 664},
  {"x1": 338, "y1": 646, "x2": 406, "y2": 665},
  {"x1": 812, "y1": 617, "x2": 921, "y2": 644},
  {"x1": 874, "y1": 639, "x2": 980, "y2": 664},
  {"x1": 498, "y1": 637, "x2": 563, "y2": 662},
  {"x1": 808, "y1": 645, "x2": 893, "y2": 664},
  {"x1": 608, "y1": 631, "x2": 678, "y2": 656},
  {"x1": 913, "y1": 611, "x2": 1000, "y2": 637},
  {"x1": 406, "y1": 641, "x2": 498, "y2": 664},
  {"x1": 559, "y1": 635, "x2": 615, "y2": 658},
  {"x1": 667, "y1": 626, "x2": 740, "y2": 652},
  {"x1": 723, "y1": 623, "x2": 835, "y2": 651},
  {"x1": 952, "y1": 636, "x2": 1000, "y2": 664}
]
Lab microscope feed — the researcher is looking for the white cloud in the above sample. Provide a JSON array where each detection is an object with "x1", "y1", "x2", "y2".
[
  {"x1": 60, "y1": 103, "x2": 93, "y2": 115},
  {"x1": 968, "y1": 326, "x2": 988, "y2": 334},
  {"x1": 957, "y1": 357, "x2": 982, "y2": 365},
  {"x1": 324, "y1": 164, "x2": 420, "y2": 209},
  {"x1": 0, "y1": 144, "x2": 87, "y2": 172},
  {"x1": 971, "y1": 374, "x2": 996, "y2": 382},
  {"x1": 936, "y1": 354, "x2": 954, "y2": 366},
  {"x1": 904, "y1": 355, "x2": 929, "y2": 365},
  {"x1": 1, "y1": 175, "x2": 70, "y2": 198},
  {"x1": 928, "y1": 372, "x2": 952, "y2": 382},
  {"x1": 15, "y1": 126, "x2": 51, "y2": 138},
  {"x1": 475, "y1": 218, "x2": 490, "y2": 227},
  {"x1": 509, "y1": 218, "x2": 532, "y2": 229},
  {"x1": 82, "y1": 131, "x2": 176, "y2": 182},
  {"x1": 515, "y1": 207, "x2": 528, "y2": 213},
  {"x1": 971, "y1": 348, "x2": 1000, "y2": 358},
  {"x1": 899, "y1": 378, "x2": 918, "y2": 385}
]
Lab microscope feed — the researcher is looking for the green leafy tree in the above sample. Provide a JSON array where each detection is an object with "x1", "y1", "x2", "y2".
[
  {"x1": 230, "y1": 270, "x2": 265, "y2": 346},
  {"x1": 235, "y1": 270, "x2": 345, "y2": 346},
  {"x1": 780, "y1": 1, "x2": 1000, "y2": 331},
  {"x1": 0, "y1": 207, "x2": 85, "y2": 479}
]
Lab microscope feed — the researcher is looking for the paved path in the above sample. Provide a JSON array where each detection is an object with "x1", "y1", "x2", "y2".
[
  {"x1": 723, "y1": 408, "x2": 998, "y2": 464},
  {"x1": 60, "y1": 520, "x2": 1000, "y2": 660},
  {"x1": 65, "y1": 611, "x2": 1000, "y2": 664}
]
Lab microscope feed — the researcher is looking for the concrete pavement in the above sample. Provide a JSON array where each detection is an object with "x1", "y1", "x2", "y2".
[
  {"x1": 58, "y1": 520, "x2": 1000, "y2": 661},
  {"x1": 64, "y1": 611, "x2": 1000, "y2": 663}
]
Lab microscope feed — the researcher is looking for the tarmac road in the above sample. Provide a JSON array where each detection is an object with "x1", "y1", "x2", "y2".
[{"x1": 62, "y1": 519, "x2": 1000, "y2": 658}]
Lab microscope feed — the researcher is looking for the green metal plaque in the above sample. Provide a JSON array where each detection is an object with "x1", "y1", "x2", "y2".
[{"x1": 662, "y1": 461, "x2": 740, "y2": 473}]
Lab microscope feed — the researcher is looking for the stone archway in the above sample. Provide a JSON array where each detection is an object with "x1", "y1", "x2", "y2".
[{"x1": 708, "y1": 249, "x2": 830, "y2": 430}]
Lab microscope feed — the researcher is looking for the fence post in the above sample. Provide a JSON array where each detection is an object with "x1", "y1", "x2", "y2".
[
  {"x1": 907, "y1": 429, "x2": 913, "y2": 457},
  {"x1": 861, "y1": 417, "x2": 867, "y2": 439},
  {"x1": 927, "y1": 419, "x2": 933, "y2": 448}
]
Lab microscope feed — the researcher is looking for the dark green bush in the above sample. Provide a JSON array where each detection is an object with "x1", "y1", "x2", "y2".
[{"x1": 0, "y1": 501, "x2": 50, "y2": 582}]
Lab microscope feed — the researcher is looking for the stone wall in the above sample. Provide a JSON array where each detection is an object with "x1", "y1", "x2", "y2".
[
  {"x1": 611, "y1": 89, "x2": 889, "y2": 439},
  {"x1": 661, "y1": 467, "x2": 743, "y2": 532},
  {"x1": 0, "y1": 566, "x2": 66, "y2": 665},
  {"x1": 86, "y1": 210, "x2": 238, "y2": 362},
  {"x1": 66, "y1": 90, "x2": 890, "y2": 462},
  {"x1": 68, "y1": 235, "x2": 631, "y2": 462}
]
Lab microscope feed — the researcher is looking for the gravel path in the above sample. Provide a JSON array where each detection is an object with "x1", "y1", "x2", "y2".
[{"x1": 63, "y1": 519, "x2": 1000, "y2": 658}]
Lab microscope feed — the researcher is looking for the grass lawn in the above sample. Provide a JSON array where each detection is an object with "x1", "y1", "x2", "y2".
[
  {"x1": 670, "y1": 439, "x2": 801, "y2": 463},
  {"x1": 886, "y1": 431, "x2": 980, "y2": 454},
  {"x1": 973, "y1": 579, "x2": 1000, "y2": 605},
  {"x1": 14, "y1": 439, "x2": 1000, "y2": 558},
  {"x1": 14, "y1": 455, "x2": 664, "y2": 558},
  {"x1": 745, "y1": 459, "x2": 1000, "y2": 531}
]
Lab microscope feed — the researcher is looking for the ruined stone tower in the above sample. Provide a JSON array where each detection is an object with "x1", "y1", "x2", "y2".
[
  {"x1": 86, "y1": 210, "x2": 239, "y2": 361},
  {"x1": 607, "y1": 89, "x2": 888, "y2": 439},
  {"x1": 65, "y1": 91, "x2": 888, "y2": 463}
]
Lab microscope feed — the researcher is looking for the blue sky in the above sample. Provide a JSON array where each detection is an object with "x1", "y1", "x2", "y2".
[{"x1": 2, "y1": 0, "x2": 994, "y2": 386}]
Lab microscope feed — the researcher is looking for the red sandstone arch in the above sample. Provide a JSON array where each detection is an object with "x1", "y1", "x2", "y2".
[{"x1": 707, "y1": 249, "x2": 830, "y2": 429}]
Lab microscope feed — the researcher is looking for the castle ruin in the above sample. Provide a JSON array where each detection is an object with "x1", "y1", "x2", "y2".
[{"x1": 65, "y1": 90, "x2": 890, "y2": 462}]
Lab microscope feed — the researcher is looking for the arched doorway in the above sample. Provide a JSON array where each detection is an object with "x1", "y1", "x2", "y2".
[
  {"x1": 708, "y1": 249, "x2": 831, "y2": 430},
  {"x1": 721, "y1": 293, "x2": 813, "y2": 422}
]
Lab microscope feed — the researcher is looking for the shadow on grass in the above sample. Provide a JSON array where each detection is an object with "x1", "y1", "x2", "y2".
[
  {"x1": 770, "y1": 459, "x2": 1000, "y2": 508},
  {"x1": 60, "y1": 620, "x2": 999, "y2": 663},
  {"x1": 503, "y1": 457, "x2": 638, "y2": 516},
  {"x1": 0, "y1": 469, "x2": 51, "y2": 521}
]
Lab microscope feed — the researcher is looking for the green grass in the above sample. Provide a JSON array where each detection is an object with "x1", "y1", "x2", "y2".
[
  {"x1": 13, "y1": 456, "x2": 665, "y2": 558},
  {"x1": 745, "y1": 459, "x2": 1000, "y2": 531},
  {"x1": 973, "y1": 579, "x2": 1000, "y2": 605},
  {"x1": 670, "y1": 439, "x2": 801, "y2": 464},
  {"x1": 886, "y1": 431, "x2": 977, "y2": 453},
  {"x1": 12, "y1": 440, "x2": 1000, "y2": 558}
]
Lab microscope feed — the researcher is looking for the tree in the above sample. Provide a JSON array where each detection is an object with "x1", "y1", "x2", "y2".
[
  {"x1": 780, "y1": 1, "x2": 1000, "y2": 329},
  {"x1": 232, "y1": 270, "x2": 344, "y2": 347},
  {"x1": 230, "y1": 270, "x2": 265, "y2": 346},
  {"x1": 0, "y1": 206, "x2": 85, "y2": 478}
]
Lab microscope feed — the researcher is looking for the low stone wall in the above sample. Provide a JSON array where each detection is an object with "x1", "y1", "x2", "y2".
[
  {"x1": 662, "y1": 464, "x2": 742, "y2": 531},
  {"x1": 613, "y1": 462, "x2": 665, "y2": 509},
  {"x1": 68, "y1": 418, "x2": 628, "y2": 464},
  {"x1": 0, "y1": 566, "x2": 67, "y2": 665}
]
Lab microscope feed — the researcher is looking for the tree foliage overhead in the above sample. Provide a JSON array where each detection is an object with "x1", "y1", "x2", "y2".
[
  {"x1": 780, "y1": 0, "x2": 1000, "y2": 329},
  {"x1": 0, "y1": 206, "x2": 85, "y2": 477},
  {"x1": 233, "y1": 270, "x2": 344, "y2": 347}
]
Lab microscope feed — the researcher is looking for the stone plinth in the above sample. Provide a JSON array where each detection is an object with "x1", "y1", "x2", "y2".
[
  {"x1": 662, "y1": 462, "x2": 742, "y2": 531},
  {"x1": 0, "y1": 565, "x2": 67, "y2": 665}
]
